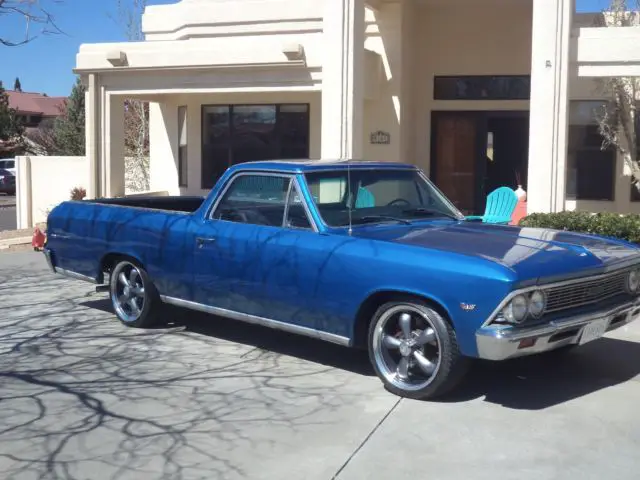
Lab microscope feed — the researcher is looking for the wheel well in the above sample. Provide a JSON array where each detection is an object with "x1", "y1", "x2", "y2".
[
  {"x1": 352, "y1": 291, "x2": 452, "y2": 349},
  {"x1": 100, "y1": 253, "x2": 143, "y2": 279}
]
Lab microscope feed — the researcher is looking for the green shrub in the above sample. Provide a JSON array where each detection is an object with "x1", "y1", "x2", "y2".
[{"x1": 518, "y1": 211, "x2": 640, "y2": 244}]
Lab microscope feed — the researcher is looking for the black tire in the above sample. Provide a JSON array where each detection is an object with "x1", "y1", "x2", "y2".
[
  {"x1": 109, "y1": 259, "x2": 161, "y2": 328},
  {"x1": 367, "y1": 297, "x2": 470, "y2": 400}
]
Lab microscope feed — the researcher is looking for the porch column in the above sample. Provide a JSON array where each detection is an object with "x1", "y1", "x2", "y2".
[
  {"x1": 527, "y1": 0, "x2": 574, "y2": 213},
  {"x1": 103, "y1": 94, "x2": 125, "y2": 198},
  {"x1": 149, "y1": 100, "x2": 180, "y2": 195},
  {"x1": 321, "y1": 0, "x2": 365, "y2": 159},
  {"x1": 85, "y1": 74, "x2": 101, "y2": 199}
]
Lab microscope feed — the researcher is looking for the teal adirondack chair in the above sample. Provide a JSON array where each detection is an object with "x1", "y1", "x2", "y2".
[
  {"x1": 355, "y1": 186, "x2": 375, "y2": 208},
  {"x1": 466, "y1": 187, "x2": 518, "y2": 224}
]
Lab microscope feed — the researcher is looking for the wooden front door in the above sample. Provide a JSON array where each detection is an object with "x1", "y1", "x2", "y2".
[{"x1": 431, "y1": 113, "x2": 480, "y2": 215}]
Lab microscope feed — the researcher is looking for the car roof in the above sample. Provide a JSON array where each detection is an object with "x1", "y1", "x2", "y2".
[{"x1": 226, "y1": 159, "x2": 418, "y2": 174}]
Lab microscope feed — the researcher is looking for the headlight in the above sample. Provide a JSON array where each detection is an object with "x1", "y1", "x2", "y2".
[
  {"x1": 627, "y1": 269, "x2": 640, "y2": 293},
  {"x1": 529, "y1": 290, "x2": 546, "y2": 318},
  {"x1": 502, "y1": 294, "x2": 529, "y2": 324}
]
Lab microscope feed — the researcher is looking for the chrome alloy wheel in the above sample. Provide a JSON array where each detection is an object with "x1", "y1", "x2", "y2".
[
  {"x1": 372, "y1": 304, "x2": 442, "y2": 392},
  {"x1": 111, "y1": 261, "x2": 146, "y2": 324}
]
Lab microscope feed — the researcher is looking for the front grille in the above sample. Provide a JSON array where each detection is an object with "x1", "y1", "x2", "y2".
[{"x1": 545, "y1": 270, "x2": 628, "y2": 313}]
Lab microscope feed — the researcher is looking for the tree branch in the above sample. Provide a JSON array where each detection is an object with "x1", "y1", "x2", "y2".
[
  {"x1": 593, "y1": 0, "x2": 640, "y2": 189},
  {"x1": 0, "y1": 1, "x2": 66, "y2": 47}
]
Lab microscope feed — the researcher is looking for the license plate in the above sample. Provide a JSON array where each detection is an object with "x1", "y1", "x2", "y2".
[{"x1": 579, "y1": 318, "x2": 610, "y2": 345}]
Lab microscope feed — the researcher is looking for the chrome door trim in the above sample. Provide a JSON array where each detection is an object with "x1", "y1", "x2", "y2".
[
  {"x1": 160, "y1": 295, "x2": 350, "y2": 346},
  {"x1": 54, "y1": 267, "x2": 98, "y2": 284}
]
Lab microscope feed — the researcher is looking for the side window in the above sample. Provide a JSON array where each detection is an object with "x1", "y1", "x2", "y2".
[
  {"x1": 285, "y1": 183, "x2": 313, "y2": 230},
  {"x1": 213, "y1": 174, "x2": 291, "y2": 226}
]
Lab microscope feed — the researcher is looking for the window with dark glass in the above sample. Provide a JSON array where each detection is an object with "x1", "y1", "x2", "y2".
[
  {"x1": 178, "y1": 106, "x2": 188, "y2": 187},
  {"x1": 201, "y1": 104, "x2": 310, "y2": 189},
  {"x1": 433, "y1": 75, "x2": 530, "y2": 100},
  {"x1": 212, "y1": 174, "x2": 291, "y2": 227},
  {"x1": 566, "y1": 100, "x2": 615, "y2": 201}
]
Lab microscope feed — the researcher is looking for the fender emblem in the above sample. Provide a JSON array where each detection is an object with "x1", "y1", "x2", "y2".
[{"x1": 460, "y1": 303, "x2": 476, "y2": 312}]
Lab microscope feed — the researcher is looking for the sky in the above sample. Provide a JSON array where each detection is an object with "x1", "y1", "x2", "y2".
[{"x1": 0, "y1": 0, "x2": 617, "y2": 98}]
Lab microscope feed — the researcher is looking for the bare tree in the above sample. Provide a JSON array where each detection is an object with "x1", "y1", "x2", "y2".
[
  {"x1": 110, "y1": 0, "x2": 150, "y2": 193},
  {"x1": 0, "y1": 0, "x2": 64, "y2": 46},
  {"x1": 27, "y1": 116, "x2": 57, "y2": 154},
  {"x1": 593, "y1": 1, "x2": 640, "y2": 190}
]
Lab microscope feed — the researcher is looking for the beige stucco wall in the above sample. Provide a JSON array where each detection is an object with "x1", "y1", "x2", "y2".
[
  {"x1": 150, "y1": 91, "x2": 321, "y2": 196},
  {"x1": 410, "y1": 2, "x2": 533, "y2": 175},
  {"x1": 77, "y1": 0, "x2": 640, "y2": 215}
]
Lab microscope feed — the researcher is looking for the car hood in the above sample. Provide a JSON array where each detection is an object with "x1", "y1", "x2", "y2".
[{"x1": 351, "y1": 221, "x2": 640, "y2": 284}]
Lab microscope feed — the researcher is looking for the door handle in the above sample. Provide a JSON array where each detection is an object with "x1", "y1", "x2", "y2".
[{"x1": 196, "y1": 237, "x2": 216, "y2": 247}]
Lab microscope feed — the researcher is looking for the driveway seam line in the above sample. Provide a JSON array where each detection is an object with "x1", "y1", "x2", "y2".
[{"x1": 330, "y1": 397, "x2": 403, "y2": 480}]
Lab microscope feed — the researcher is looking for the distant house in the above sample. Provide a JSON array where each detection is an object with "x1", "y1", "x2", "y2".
[
  {"x1": 4, "y1": 90, "x2": 67, "y2": 156},
  {"x1": 6, "y1": 90, "x2": 66, "y2": 134}
]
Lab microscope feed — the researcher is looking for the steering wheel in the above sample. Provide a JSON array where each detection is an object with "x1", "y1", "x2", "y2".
[{"x1": 386, "y1": 198, "x2": 411, "y2": 207}]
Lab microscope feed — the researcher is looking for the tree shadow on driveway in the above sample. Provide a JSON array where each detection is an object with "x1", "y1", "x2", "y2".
[
  {"x1": 81, "y1": 298, "x2": 374, "y2": 377},
  {"x1": 82, "y1": 298, "x2": 640, "y2": 411}
]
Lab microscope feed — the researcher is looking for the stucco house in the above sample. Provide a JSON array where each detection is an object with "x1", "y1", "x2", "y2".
[{"x1": 72, "y1": 0, "x2": 640, "y2": 216}]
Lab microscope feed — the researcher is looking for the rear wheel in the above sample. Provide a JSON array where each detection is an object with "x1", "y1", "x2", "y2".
[
  {"x1": 109, "y1": 259, "x2": 161, "y2": 328},
  {"x1": 368, "y1": 298, "x2": 470, "y2": 400}
]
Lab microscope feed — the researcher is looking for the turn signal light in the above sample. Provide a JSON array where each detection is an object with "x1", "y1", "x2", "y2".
[{"x1": 518, "y1": 338, "x2": 537, "y2": 349}]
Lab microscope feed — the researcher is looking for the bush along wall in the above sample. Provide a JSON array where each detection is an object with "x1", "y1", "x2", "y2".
[{"x1": 518, "y1": 211, "x2": 640, "y2": 244}]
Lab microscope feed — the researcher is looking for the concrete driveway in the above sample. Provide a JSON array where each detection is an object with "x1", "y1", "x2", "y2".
[{"x1": 1, "y1": 250, "x2": 640, "y2": 480}]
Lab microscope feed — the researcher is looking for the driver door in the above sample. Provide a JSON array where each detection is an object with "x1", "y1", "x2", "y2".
[{"x1": 191, "y1": 172, "x2": 321, "y2": 330}]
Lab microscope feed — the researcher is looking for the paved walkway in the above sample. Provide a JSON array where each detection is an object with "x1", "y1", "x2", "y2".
[{"x1": 1, "y1": 250, "x2": 639, "y2": 479}]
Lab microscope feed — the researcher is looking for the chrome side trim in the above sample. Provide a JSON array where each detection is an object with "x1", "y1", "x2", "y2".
[
  {"x1": 476, "y1": 300, "x2": 640, "y2": 361},
  {"x1": 481, "y1": 264, "x2": 640, "y2": 328},
  {"x1": 160, "y1": 295, "x2": 350, "y2": 347},
  {"x1": 54, "y1": 267, "x2": 98, "y2": 284}
]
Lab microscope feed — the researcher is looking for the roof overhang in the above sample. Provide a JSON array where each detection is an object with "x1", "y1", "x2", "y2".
[
  {"x1": 74, "y1": 37, "x2": 310, "y2": 75},
  {"x1": 575, "y1": 26, "x2": 640, "y2": 77}
]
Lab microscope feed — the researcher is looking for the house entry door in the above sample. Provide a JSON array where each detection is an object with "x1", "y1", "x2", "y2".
[{"x1": 431, "y1": 112, "x2": 483, "y2": 215}]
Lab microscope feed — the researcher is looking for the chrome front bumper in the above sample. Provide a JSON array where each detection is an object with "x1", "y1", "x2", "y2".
[{"x1": 475, "y1": 301, "x2": 640, "y2": 361}]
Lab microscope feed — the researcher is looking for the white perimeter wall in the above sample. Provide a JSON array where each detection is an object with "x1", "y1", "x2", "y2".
[{"x1": 16, "y1": 156, "x2": 88, "y2": 229}]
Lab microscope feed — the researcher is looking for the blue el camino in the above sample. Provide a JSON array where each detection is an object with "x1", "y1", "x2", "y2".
[{"x1": 43, "y1": 160, "x2": 640, "y2": 399}]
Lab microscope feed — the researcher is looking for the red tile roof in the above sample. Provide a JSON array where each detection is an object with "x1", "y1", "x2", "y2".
[{"x1": 6, "y1": 90, "x2": 66, "y2": 117}]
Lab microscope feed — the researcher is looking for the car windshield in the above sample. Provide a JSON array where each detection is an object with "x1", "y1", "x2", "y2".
[{"x1": 303, "y1": 168, "x2": 464, "y2": 227}]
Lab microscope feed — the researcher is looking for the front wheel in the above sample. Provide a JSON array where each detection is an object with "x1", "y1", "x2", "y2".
[
  {"x1": 109, "y1": 259, "x2": 161, "y2": 328},
  {"x1": 368, "y1": 299, "x2": 470, "y2": 400}
]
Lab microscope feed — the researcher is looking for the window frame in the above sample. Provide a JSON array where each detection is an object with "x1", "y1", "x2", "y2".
[
  {"x1": 566, "y1": 100, "x2": 617, "y2": 202},
  {"x1": 178, "y1": 105, "x2": 188, "y2": 187},
  {"x1": 207, "y1": 171, "x2": 318, "y2": 232},
  {"x1": 200, "y1": 103, "x2": 311, "y2": 189},
  {"x1": 433, "y1": 75, "x2": 531, "y2": 101}
]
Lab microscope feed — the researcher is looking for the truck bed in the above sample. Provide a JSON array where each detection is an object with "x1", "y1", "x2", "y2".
[{"x1": 86, "y1": 195, "x2": 206, "y2": 213}]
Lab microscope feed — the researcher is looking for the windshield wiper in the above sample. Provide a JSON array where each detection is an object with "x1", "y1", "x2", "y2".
[
  {"x1": 356, "y1": 215, "x2": 412, "y2": 225},
  {"x1": 402, "y1": 207, "x2": 460, "y2": 221}
]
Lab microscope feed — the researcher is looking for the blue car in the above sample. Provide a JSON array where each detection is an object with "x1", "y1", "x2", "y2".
[{"x1": 43, "y1": 160, "x2": 640, "y2": 399}]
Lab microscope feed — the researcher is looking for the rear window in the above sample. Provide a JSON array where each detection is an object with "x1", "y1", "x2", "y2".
[{"x1": 0, "y1": 160, "x2": 15, "y2": 169}]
